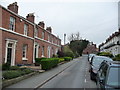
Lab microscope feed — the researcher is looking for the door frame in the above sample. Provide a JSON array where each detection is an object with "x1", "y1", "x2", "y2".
[{"x1": 5, "y1": 39, "x2": 17, "y2": 66}]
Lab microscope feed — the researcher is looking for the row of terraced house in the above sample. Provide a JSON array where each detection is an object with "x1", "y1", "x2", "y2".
[
  {"x1": 0, "y1": 2, "x2": 61, "y2": 66},
  {"x1": 99, "y1": 29, "x2": 120, "y2": 56}
]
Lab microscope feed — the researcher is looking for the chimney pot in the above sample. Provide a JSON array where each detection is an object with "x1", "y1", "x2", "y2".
[
  {"x1": 8, "y1": 2, "x2": 18, "y2": 14},
  {"x1": 46, "y1": 27, "x2": 52, "y2": 33},
  {"x1": 38, "y1": 21, "x2": 45, "y2": 28},
  {"x1": 26, "y1": 13, "x2": 35, "y2": 23}
]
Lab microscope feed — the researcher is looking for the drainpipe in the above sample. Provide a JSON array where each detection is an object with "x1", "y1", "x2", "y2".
[{"x1": 32, "y1": 24, "x2": 36, "y2": 64}]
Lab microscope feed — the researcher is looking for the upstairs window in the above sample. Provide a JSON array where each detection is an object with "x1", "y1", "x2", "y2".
[
  {"x1": 35, "y1": 27, "x2": 38, "y2": 37},
  {"x1": 52, "y1": 38, "x2": 53, "y2": 43},
  {"x1": 48, "y1": 34, "x2": 50, "y2": 42},
  {"x1": 42, "y1": 31, "x2": 45, "y2": 39},
  {"x1": 9, "y1": 16, "x2": 15, "y2": 31},
  {"x1": 24, "y1": 24, "x2": 28, "y2": 36}
]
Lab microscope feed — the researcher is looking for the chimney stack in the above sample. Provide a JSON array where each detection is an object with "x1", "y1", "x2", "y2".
[
  {"x1": 46, "y1": 27, "x2": 52, "y2": 33},
  {"x1": 8, "y1": 2, "x2": 18, "y2": 14},
  {"x1": 38, "y1": 21, "x2": 45, "y2": 28},
  {"x1": 26, "y1": 13, "x2": 35, "y2": 23}
]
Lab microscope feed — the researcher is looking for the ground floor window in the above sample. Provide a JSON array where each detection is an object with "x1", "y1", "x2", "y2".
[
  {"x1": 22, "y1": 44, "x2": 28, "y2": 60},
  {"x1": 42, "y1": 46, "x2": 44, "y2": 56},
  {"x1": 47, "y1": 46, "x2": 51, "y2": 58}
]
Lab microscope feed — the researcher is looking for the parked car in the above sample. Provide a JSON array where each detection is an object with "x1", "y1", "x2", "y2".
[
  {"x1": 96, "y1": 61, "x2": 120, "y2": 89},
  {"x1": 89, "y1": 56, "x2": 113, "y2": 80},
  {"x1": 88, "y1": 54, "x2": 96, "y2": 63}
]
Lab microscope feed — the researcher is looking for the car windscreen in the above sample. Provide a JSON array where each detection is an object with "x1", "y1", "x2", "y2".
[
  {"x1": 107, "y1": 67, "x2": 120, "y2": 87},
  {"x1": 92, "y1": 57, "x2": 104, "y2": 68},
  {"x1": 92, "y1": 57, "x2": 112, "y2": 68}
]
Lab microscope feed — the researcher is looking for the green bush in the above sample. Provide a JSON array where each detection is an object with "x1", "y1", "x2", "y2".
[
  {"x1": 64, "y1": 51, "x2": 74, "y2": 58},
  {"x1": 10, "y1": 66, "x2": 20, "y2": 70},
  {"x1": 64, "y1": 57, "x2": 72, "y2": 61},
  {"x1": 113, "y1": 54, "x2": 120, "y2": 61},
  {"x1": 20, "y1": 69, "x2": 33, "y2": 75},
  {"x1": 19, "y1": 67, "x2": 27, "y2": 71},
  {"x1": 2, "y1": 63, "x2": 10, "y2": 70},
  {"x1": 3, "y1": 71, "x2": 21, "y2": 79},
  {"x1": 35, "y1": 58, "x2": 46, "y2": 66},
  {"x1": 97, "y1": 52, "x2": 113, "y2": 58},
  {"x1": 41, "y1": 58, "x2": 59, "y2": 70},
  {"x1": 59, "y1": 58, "x2": 64, "y2": 63},
  {"x1": 3, "y1": 68, "x2": 33, "y2": 79}
]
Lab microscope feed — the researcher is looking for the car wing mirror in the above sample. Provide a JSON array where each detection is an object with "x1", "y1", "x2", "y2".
[{"x1": 100, "y1": 78, "x2": 104, "y2": 83}]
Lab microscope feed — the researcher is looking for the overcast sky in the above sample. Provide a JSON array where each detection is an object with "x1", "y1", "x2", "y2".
[{"x1": 0, "y1": 0, "x2": 119, "y2": 47}]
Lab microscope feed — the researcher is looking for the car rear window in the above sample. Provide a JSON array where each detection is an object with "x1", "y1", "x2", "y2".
[{"x1": 107, "y1": 67, "x2": 120, "y2": 87}]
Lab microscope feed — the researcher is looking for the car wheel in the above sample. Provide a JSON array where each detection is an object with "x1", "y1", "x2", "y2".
[{"x1": 90, "y1": 72, "x2": 94, "y2": 80}]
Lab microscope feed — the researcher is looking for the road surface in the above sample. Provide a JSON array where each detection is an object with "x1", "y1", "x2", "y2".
[
  {"x1": 40, "y1": 55, "x2": 97, "y2": 88},
  {"x1": 5, "y1": 55, "x2": 96, "y2": 89}
]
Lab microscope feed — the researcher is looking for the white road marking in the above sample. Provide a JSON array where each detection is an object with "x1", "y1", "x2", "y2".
[{"x1": 84, "y1": 79, "x2": 87, "y2": 83}]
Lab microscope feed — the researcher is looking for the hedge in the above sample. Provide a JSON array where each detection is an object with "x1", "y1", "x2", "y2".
[
  {"x1": 10, "y1": 66, "x2": 20, "y2": 70},
  {"x1": 41, "y1": 58, "x2": 59, "y2": 70},
  {"x1": 2, "y1": 69, "x2": 33, "y2": 79},
  {"x1": 64, "y1": 57, "x2": 72, "y2": 61},
  {"x1": 59, "y1": 58, "x2": 64, "y2": 63},
  {"x1": 2, "y1": 63, "x2": 10, "y2": 70},
  {"x1": 97, "y1": 52, "x2": 113, "y2": 58},
  {"x1": 113, "y1": 54, "x2": 120, "y2": 61},
  {"x1": 3, "y1": 71, "x2": 22, "y2": 79},
  {"x1": 35, "y1": 58, "x2": 46, "y2": 66}
]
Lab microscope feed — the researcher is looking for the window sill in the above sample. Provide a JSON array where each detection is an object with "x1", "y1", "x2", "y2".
[
  {"x1": 41, "y1": 55, "x2": 45, "y2": 57},
  {"x1": 22, "y1": 58, "x2": 28, "y2": 61}
]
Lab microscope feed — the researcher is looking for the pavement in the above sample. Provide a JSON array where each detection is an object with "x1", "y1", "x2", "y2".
[{"x1": 4, "y1": 56, "x2": 97, "y2": 89}]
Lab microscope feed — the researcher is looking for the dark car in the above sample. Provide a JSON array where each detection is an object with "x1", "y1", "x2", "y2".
[
  {"x1": 89, "y1": 56, "x2": 113, "y2": 80},
  {"x1": 96, "y1": 61, "x2": 120, "y2": 89}
]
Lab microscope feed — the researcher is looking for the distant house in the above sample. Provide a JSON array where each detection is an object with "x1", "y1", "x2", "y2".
[
  {"x1": 99, "y1": 29, "x2": 120, "y2": 56},
  {"x1": 0, "y1": 2, "x2": 61, "y2": 66},
  {"x1": 83, "y1": 42, "x2": 98, "y2": 54}
]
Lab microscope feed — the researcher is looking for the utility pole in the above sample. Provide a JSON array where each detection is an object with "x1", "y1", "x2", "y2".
[{"x1": 64, "y1": 33, "x2": 66, "y2": 45}]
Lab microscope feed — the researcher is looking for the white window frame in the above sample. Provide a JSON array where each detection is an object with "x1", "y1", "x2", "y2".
[
  {"x1": 47, "y1": 46, "x2": 51, "y2": 58},
  {"x1": 35, "y1": 27, "x2": 38, "y2": 37},
  {"x1": 42, "y1": 46, "x2": 44, "y2": 56},
  {"x1": 52, "y1": 48, "x2": 54, "y2": 56},
  {"x1": 48, "y1": 34, "x2": 50, "y2": 42},
  {"x1": 22, "y1": 45, "x2": 28, "y2": 60},
  {"x1": 42, "y1": 31, "x2": 45, "y2": 39},
  {"x1": 24, "y1": 24, "x2": 28, "y2": 36},
  {"x1": 9, "y1": 16, "x2": 15, "y2": 31}
]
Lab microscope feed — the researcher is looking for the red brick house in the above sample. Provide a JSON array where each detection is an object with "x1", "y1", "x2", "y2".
[
  {"x1": 0, "y1": 2, "x2": 61, "y2": 66},
  {"x1": 83, "y1": 42, "x2": 98, "y2": 54}
]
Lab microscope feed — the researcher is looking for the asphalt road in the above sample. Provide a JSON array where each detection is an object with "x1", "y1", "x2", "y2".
[
  {"x1": 40, "y1": 55, "x2": 97, "y2": 88},
  {"x1": 5, "y1": 55, "x2": 96, "y2": 89}
]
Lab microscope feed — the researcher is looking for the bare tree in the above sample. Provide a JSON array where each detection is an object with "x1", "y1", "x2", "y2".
[{"x1": 68, "y1": 32, "x2": 81, "y2": 42}]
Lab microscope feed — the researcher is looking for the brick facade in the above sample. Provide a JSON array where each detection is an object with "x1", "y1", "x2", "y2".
[
  {"x1": 0, "y1": 2, "x2": 61, "y2": 66},
  {"x1": 83, "y1": 42, "x2": 98, "y2": 54}
]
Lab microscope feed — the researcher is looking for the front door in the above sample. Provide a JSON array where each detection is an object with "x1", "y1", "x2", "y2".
[
  {"x1": 6, "y1": 43, "x2": 13, "y2": 65},
  {"x1": 34, "y1": 43, "x2": 39, "y2": 59}
]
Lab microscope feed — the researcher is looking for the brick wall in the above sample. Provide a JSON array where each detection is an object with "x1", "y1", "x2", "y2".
[
  {"x1": 2, "y1": 31, "x2": 34, "y2": 65},
  {"x1": 1, "y1": 3, "x2": 61, "y2": 65}
]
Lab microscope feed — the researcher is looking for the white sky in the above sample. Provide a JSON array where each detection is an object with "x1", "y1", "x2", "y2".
[{"x1": 0, "y1": 0, "x2": 119, "y2": 47}]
